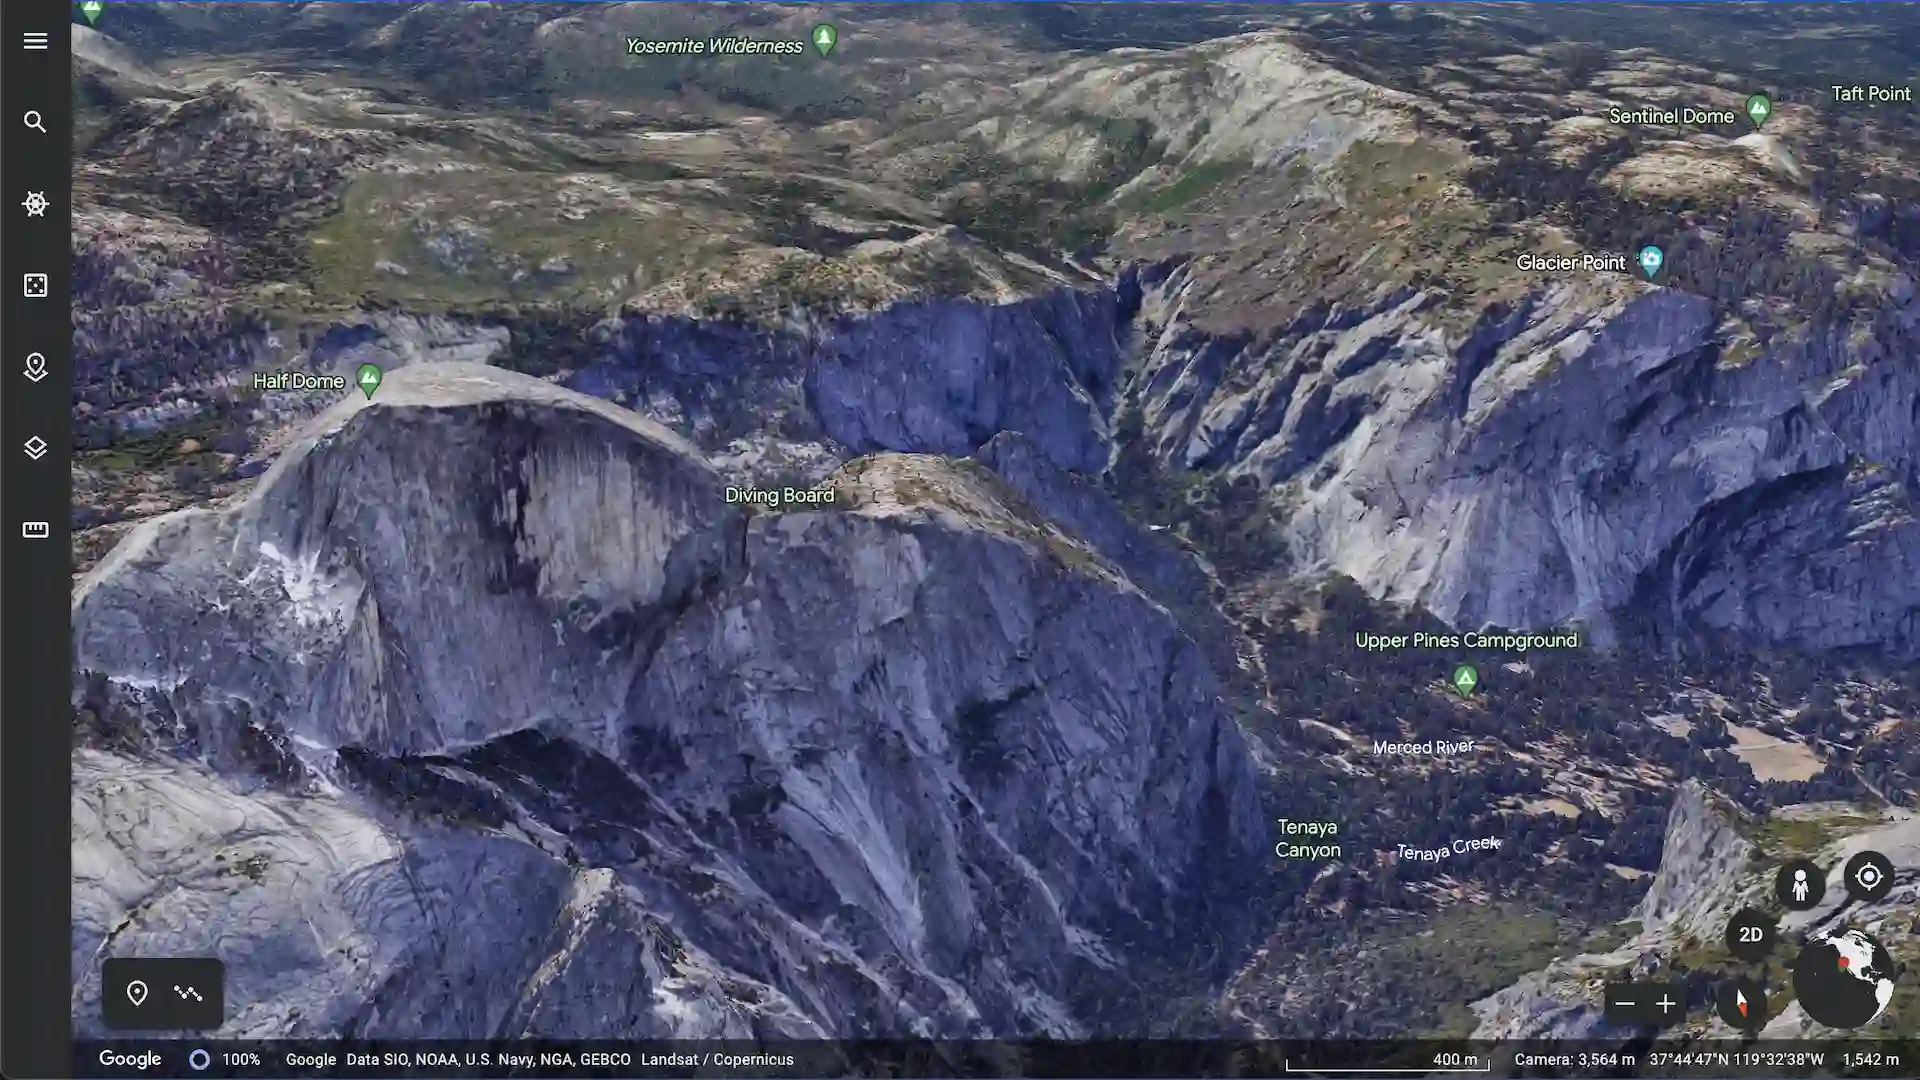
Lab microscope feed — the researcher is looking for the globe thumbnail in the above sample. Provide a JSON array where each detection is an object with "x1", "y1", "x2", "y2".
[{"x1": 1792, "y1": 929, "x2": 1899, "y2": 1029}]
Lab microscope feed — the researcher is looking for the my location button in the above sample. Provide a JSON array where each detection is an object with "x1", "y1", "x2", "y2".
[
  {"x1": 101, "y1": 958, "x2": 225, "y2": 1031},
  {"x1": 1844, "y1": 850, "x2": 1895, "y2": 903}
]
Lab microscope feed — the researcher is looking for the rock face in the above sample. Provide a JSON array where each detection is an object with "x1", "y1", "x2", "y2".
[
  {"x1": 1469, "y1": 781, "x2": 1759, "y2": 1040},
  {"x1": 80, "y1": 198, "x2": 1920, "y2": 664},
  {"x1": 1470, "y1": 784, "x2": 1919, "y2": 1043},
  {"x1": 807, "y1": 290, "x2": 1126, "y2": 476},
  {"x1": 72, "y1": 364, "x2": 1263, "y2": 1038},
  {"x1": 560, "y1": 287, "x2": 1128, "y2": 489},
  {"x1": 72, "y1": 6, "x2": 1920, "y2": 667},
  {"x1": 1126, "y1": 266, "x2": 1920, "y2": 657},
  {"x1": 554, "y1": 259, "x2": 1920, "y2": 660},
  {"x1": 73, "y1": 750, "x2": 826, "y2": 1039}
]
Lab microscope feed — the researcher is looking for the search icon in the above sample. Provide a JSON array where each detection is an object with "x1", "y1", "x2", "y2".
[{"x1": 22, "y1": 111, "x2": 46, "y2": 134}]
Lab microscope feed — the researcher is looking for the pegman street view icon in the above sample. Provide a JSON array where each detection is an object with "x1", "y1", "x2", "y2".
[{"x1": 1776, "y1": 857, "x2": 1826, "y2": 910}]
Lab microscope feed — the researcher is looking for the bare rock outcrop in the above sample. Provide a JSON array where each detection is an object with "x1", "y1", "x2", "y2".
[
  {"x1": 1472, "y1": 783, "x2": 1919, "y2": 1043},
  {"x1": 1470, "y1": 781, "x2": 1757, "y2": 1040},
  {"x1": 73, "y1": 364, "x2": 1262, "y2": 1038}
]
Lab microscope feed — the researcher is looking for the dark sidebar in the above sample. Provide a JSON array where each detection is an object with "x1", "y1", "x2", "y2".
[{"x1": 2, "y1": 1, "x2": 75, "y2": 1076}]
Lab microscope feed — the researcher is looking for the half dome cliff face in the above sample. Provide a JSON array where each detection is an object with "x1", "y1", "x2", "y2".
[
  {"x1": 73, "y1": 363, "x2": 1264, "y2": 1039},
  {"x1": 65, "y1": 2, "x2": 1920, "y2": 1045}
]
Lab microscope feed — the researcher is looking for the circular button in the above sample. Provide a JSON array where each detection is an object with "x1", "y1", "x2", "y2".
[
  {"x1": 1774, "y1": 857, "x2": 1826, "y2": 910},
  {"x1": 1843, "y1": 850, "x2": 1895, "y2": 904},
  {"x1": 1724, "y1": 907, "x2": 1778, "y2": 962},
  {"x1": 1793, "y1": 929, "x2": 1900, "y2": 1029},
  {"x1": 1716, "y1": 976, "x2": 1769, "y2": 1032}
]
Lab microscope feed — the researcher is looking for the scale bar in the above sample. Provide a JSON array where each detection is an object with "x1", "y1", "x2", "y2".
[{"x1": 1285, "y1": 1066, "x2": 1493, "y2": 1075}]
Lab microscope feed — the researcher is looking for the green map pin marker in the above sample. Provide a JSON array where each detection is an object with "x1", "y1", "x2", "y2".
[
  {"x1": 1451, "y1": 664, "x2": 1479, "y2": 697},
  {"x1": 811, "y1": 23, "x2": 838, "y2": 58},
  {"x1": 80, "y1": 1, "x2": 104, "y2": 26},
  {"x1": 356, "y1": 363, "x2": 383, "y2": 399},
  {"x1": 1746, "y1": 93, "x2": 1772, "y2": 128}
]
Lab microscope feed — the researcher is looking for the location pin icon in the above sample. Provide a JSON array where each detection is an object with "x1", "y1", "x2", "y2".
[
  {"x1": 126, "y1": 980, "x2": 148, "y2": 1007},
  {"x1": 811, "y1": 23, "x2": 838, "y2": 58},
  {"x1": 1638, "y1": 244, "x2": 1665, "y2": 280}
]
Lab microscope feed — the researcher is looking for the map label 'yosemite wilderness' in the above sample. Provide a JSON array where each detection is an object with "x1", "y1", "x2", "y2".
[{"x1": 58, "y1": 1, "x2": 1920, "y2": 1054}]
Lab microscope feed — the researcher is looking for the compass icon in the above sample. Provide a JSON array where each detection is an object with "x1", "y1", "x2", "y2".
[{"x1": 20, "y1": 191, "x2": 49, "y2": 218}]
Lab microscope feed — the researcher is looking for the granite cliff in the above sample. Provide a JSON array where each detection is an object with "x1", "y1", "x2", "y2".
[
  {"x1": 560, "y1": 261, "x2": 1920, "y2": 660},
  {"x1": 1125, "y1": 265, "x2": 1920, "y2": 658},
  {"x1": 73, "y1": 9, "x2": 1920, "y2": 659},
  {"x1": 1472, "y1": 781, "x2": 1918, "y2": 1044},
  {"x1": 67, "y1": 2, "x2": 1920, "y2": 1043},
  {"x1": 73, "y1": 364, "x2": 1263, "y2": 1038}
]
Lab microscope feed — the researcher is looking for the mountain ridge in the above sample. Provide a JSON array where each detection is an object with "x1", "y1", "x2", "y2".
[
  {"x1": 68, "y1": 1, "x2": 1920, "y2": 1044},
  {"x1": 74, "y1": 363, "x2": 1264, "y2": 1038}
]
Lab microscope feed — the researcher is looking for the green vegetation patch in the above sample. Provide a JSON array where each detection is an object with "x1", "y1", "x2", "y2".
[
  {"x1": 926, "y1": 114, "x2": 1162, "y2": 257},
  {"x1": 1667, "y1": 926, "x2": 1799, "y2": 1018},
  {"x1": 1747, "y1": 810, "x2": 1882, "y2": 860},
  {"x1": 304, "y1": 168, "x2": 730, "y2": 312},
  {"x1": 1240, "y1": 905, "x2": 1599, "y2": 1040},
  {"x1": 77, "y1": 412, "x2": 230, "y2": 476},
  {"x1": 536, "y1": 6, "x2": 876, "y2": 121},
  {"x1": 1118, "y1": 158, "x2": 1252, "y2": 217},
  {"x1": 1393, "y1": 907, "x2": 1570, "y2": 1037},
  {"x1": 1123, "y1": 135, "x2": 1534, "y2": 337}
]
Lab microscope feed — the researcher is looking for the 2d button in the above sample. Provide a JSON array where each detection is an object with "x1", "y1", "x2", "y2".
[
  {"x1": 1775, "y1": 857, "x2": 1826, "y2": 911},
  {"x1": 1843, "y1": 850, "x2": 1895, "y2": 904},
  {"x1": 1725, "y1": 907, "x2": 1778, "y2": 962}
]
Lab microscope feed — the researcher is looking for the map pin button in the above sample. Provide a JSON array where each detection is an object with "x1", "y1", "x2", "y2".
[{"x1": 126, "y1": 980, "x2": 148, "y2": 1007}]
